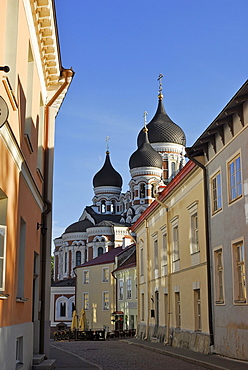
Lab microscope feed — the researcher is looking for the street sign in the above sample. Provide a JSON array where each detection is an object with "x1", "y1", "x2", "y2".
[{"x1": 0, "y1": 96, "x2": 9, "y2": 128}]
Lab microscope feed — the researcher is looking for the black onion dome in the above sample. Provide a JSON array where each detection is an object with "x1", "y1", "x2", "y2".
[
  {"x1": 137, "y1": 97, "x2": 186, "y2": 147},
  {"x1": 93, "y1": 151, "x2": 123, "y2": 188},
  {"x1": 129, "y1": 131, "x2": 163, "y2": 170},
  {"x1": 65, "y1": 219, "x2": 94, "y2": 233}
]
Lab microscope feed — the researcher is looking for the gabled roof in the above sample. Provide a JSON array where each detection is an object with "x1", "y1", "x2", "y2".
[{"x1": 74, "y1": 247, "x2": 122, "y2": 269}]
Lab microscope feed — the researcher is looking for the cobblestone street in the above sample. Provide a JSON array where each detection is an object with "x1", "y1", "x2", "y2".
[{"x1": 50, "y1": 340, "x2": 208, "y2": 370}]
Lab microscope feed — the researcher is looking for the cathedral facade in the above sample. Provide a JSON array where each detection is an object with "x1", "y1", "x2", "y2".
[{"x1": 51, "y1": 79, "x2": 187, "y2": 333}]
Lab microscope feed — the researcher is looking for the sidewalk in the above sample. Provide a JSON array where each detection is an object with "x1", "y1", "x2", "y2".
[
  {"x1": 50, "y1": 344, "x2": 102, "y2": 369},
  {"x1": 122, "y1": 338, "x2": 248, "y2": 370}
]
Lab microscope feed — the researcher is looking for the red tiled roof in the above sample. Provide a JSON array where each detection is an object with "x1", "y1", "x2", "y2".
[{"x1": 74, "y1": 247, "x2": 122, "y2": 269}]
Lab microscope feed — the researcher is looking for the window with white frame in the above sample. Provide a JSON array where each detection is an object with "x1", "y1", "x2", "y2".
[
  {"x1": 102, "y1": 267, "x2": 109, "y2": 282},
  {"x1": 119, "y1": 280, "x2": 124, "y2": 300},
  {"x1": 140, "y1": 248, "x2": 144, "y2": 276},
  {"x1": 127, "y1": 277, "x2": 132, "y2": 299},
  {"x1": 211, "y1": 171, "x2": 222, "y2": 214},
  {"x1": 76, "y1": 251, "x2": 81, "y2": 266},
  {"x1": 0, "y1": 226, "x2": 7, "y2": 291},
  {"x1": 60, "y1": 301, "x2": 66, "y2": 317},
  {"x1": 172, "y1": 225, "x2": 179, "y2": 261},
  {"x1": 56, "y1": 296, "x2": 68, "y2": 319},
  {"x1": 214, "y1": 248, "x2": 224, "y2": 303},
  {"x1": 228, "y1": 153, "x2": 242, "y2": 203},
  {"x1": 175, "y1": 291, "x2": 181, "y2": 328},
  {"x1": 232, "y1": 241, "x2": 246, "y2": 303},
  {"x1": 194, "y1": 289, "x2": 201, "y2": 331},
  {"x1": 187, "y1": 202, "x2": 199, "y2": 254},
  {"x1": 83, "y1": 292, "x2": 89, "y2": 310},
  {"x1": 64, "y1": 252, "x2": 67, "y2": 273},
  {"x1": 83, "y1": 270, "x2": 89, "y2": 284},
  {"x1": 103, "y1": 291, "x2": 109, "y2": 310},
  {"x1": 154, "y1": 239, "x2": 158, "y2": 270}
]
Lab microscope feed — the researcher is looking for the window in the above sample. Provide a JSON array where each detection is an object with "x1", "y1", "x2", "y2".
[
  {"x1": 212, "y1": 172, "x2": 222, "y2": 213},
  {"x1": 101, "y1": 200, "x2": 106, "y2": 213},
  {"x1": 151, "y1": 183, "x2": 156, "y2": 198},
  {"x1": 175, "y1": 292, "x2": 181, "y2": 328},
  {"x1": 162, "y1": 233, "x2": 167, "y2": 275},
  {"x1": 127, "y1": 278, "x2": 132, "y2": 299},
  {"x1": 64, "y1": 252, "x2": 67, "y2": 273},
  {"x1": 119, "y1": 280, "x2": 124, "y2": 300},
  {"x1": 102, "y1": 267, "x2": 109, "y2": 282},
  {"x1": 187, "y1": 202, "x2": 199, "y2": 255},
  {"x1": 228, "y1": 154, "x2": 242, "y2": 203},
  {"x1": 83, "y1": 293, "x2": 89, "y2": 310},
  {"x1": 76, "y1": 251, "x2": 81, "y2": 266},
  {"x1": 141, "y1": 293, "x2": 145, "y2": 321},
  {"x1": 16, "y1": 336, "x2": 23, "y2": 369},
  {"x1": 154, "y1": 240, "x2": 158, "y2": 270},
  {"x1": 17, "y1": 218, "x2": 26, "y2": 299},
  {"x1": 103, "y1": 291, "x2": 109, "y2": 310},
  {"x1": 171, "y1": 162, "x2": 176, "y2": 179},
  {"x1": 110, "y1": 200, "x2": 115, "y2": 214},
  {"x1": 140, "y1": 248, "x2": 144, "y2": 276},
  {"x1": 173, "y1": 226, "x2": 179, "y2": 261},
  {"x1": 140, "y1": 183, "x2": 145, "y2": 198},
  {"x1": 191, "y1": 213, "x2": 199, "y2": 253},
  {"x1": 0, "y1": 226, "x2": 7, "y2": 291},
  {"x1": 98, "y1": 247, "x2": 104, "y2": 256},
  {"x1": 83, "y1": 270, "x2": 89, "y2": 284},
  {"x1": 164, "y1": 293, "x2": 168, "y2": 326},
  {"x1": 194, "y1": 289, "x2": 201, "y2": 331},
  {"x1": 60, "y1": 302, "x2": 66, "y2": 317},
  {"x1": 233, "y1": 241, "x2": 246, "y2": 303},
  {"x1": 214, "y1": 249, "x2": 224, "y2": 303}
]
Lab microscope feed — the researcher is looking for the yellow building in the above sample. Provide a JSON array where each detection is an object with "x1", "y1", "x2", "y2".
[
  {"x1": 131, "y1": 160, "x2": 211, "y2": 353},
  {"x1": 0, "y1": 1, "x2": 73, "y2": 368},
  {"x1": 112, "y1": 244, "x2": 137, "y2": 333},
  {"x1": 75, "y1": 247, "x2": 122, "y2": 333}
]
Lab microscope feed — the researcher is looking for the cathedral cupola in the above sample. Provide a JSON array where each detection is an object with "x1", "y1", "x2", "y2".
[
  {"x1": 92, "y1": 146, "x2": 123, "y2": 215},
  {"x1": 137, "y1": 74, "x2": 186, "y2": 184},
  {"x1": 129, "y1": 125, "x2": 162, "y2": 170},
  {"x1": 93, "y1": 150, "x2": 122, "y2": 188}
]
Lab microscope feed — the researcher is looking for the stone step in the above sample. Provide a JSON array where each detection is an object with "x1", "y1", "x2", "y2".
[
  {"x1": 32, "y1": 359, "x2": 56, "y2": 370},
  {"x1": 33, "y1": 354, "x2": 46, "y2": 365}
]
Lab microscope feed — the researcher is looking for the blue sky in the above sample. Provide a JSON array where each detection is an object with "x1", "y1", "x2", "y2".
[{"x1": 52, "y1": 0, "x2": 248, "y2": 243}]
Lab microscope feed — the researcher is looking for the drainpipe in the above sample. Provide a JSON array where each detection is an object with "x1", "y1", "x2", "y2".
[
  {"x1": 40, "y1": 68, "x2": 74, "y2": 356},
  {"x1": 154, "y1": 195, "x2": 171, "y2": 345},
  {"x1": 185, "y1": 154, "x2": 214, "y2": 347}
]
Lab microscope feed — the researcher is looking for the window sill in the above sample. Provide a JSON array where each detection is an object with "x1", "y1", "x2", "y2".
[
  {"x1": 0, "y1": 293, "x2": 9, "y2": 300},
  {"x1": 16, "y1": 297, "x2": 29, "y2": 303}
]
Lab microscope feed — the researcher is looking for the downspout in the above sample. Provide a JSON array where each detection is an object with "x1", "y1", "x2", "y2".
[
  {"x1": 185, "y1": 153, "x2": 214, "y2": 347},
  {"x1": 40, "y1": 68, "x2": 74, "y2": 356},
  {"x1": 111, "y1": 270, "x2": 118, "y2": 314},
  {"x1": 154, "y1": 195, "x2": 171, "y2": 346}
]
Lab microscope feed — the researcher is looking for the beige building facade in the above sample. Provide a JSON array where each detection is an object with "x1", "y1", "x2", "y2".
[
  {"x1": 187, "y1": 80, "x2": 248, "y2": 360},
  {"x1": 0, "y1": 1, "x2": 73, "y2": 368},
  {"x1": 131, "y1": 161, "x2": 211, "y2": 353}
]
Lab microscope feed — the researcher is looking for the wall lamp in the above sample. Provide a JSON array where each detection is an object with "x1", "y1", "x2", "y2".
[
  {"x1": 37, "y1": 222, "x2": 48, "y2": 236},
  {"x1": 0, "y1": 66, "x2": 10, "y2": 73}
]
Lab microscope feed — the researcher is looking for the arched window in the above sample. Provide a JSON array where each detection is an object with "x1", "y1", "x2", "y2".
[
  {"x1": 101, "y1": 200, "x2": 106, "y2": 213},
  {"x1": 60, "y1": 302, "x2": 66, "y2": 317},
  {"x1": 140, "y1": 184, "x2": 145, "y2": 198},
  {"x1": 151, "y1": 184, "x2": 156, "y2": 198},
  {"x1": 76, "y1": 251, "x2": 81, "y2": 266},
  {"x1": 98, "y1": 247, "x2": 104, "y2": 256},
  {"x1": 171, "y1": 162, "x2": 176, "y2": 179},
  {"x1": 110, "y1": 200, "x2": 115, "y2": 214}
]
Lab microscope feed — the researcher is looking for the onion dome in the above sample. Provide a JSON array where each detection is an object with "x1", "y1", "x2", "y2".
[
  {"x1": 93, "y1": 151, "x2": 123, "y2": 188},
  {"x1": 64, "y1": 219, "x2": 93, "y2": 233},
  {"x1": 129, "y1": 129, "x2": 163, "y2": 170},
  {"x1": 137, "y1": 95, "x2": 186, "y2": 147}
]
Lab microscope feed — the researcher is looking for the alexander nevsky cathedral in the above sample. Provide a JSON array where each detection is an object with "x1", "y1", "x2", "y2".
[{"x1": 53, "y1": 75, "x2": 186, "y2": 281}]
